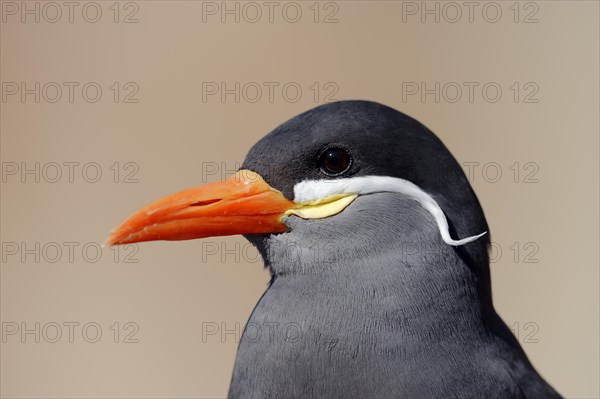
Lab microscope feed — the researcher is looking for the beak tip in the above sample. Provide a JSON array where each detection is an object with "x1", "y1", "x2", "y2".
[{"x1": 105, "y1": 231, "x2": 122, "y2": 247}]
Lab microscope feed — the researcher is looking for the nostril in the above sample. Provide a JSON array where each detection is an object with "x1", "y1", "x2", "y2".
[{"x1": 190, "y1": 199, "x2": 221, "y2": 207}]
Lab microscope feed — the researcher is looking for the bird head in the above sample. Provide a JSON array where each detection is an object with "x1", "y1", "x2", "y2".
[{"x1": 107, "y1": 101, "x2": 489, "y2": 278}]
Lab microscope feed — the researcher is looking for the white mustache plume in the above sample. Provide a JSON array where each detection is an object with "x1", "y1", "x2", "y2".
[{"x1": 293, "y1": 175, "x2": 487, "y2": 246}]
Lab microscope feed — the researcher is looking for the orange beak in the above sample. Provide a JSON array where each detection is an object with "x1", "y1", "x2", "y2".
[{"x1": 106, "y1": 170, "x2": 295, "y2": 246}]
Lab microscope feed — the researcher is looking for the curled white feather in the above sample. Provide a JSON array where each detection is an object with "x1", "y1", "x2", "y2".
[{"x1": 293, "y1": 176, "x2": 487, "y2": 246}]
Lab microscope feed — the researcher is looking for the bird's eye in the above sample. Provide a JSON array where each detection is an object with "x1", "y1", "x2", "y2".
[{"x1": 317, "y1": 147, "x2": 352, "y2": 176}]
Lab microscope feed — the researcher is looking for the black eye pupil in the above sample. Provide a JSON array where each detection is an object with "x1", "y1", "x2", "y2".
[{"x1": 318, "y1": 147, "x2": 352, "y2": 175}]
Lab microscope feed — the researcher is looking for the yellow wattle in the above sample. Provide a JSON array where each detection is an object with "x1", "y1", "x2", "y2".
[{"x1": 285, "y1": 194, "x2": 358, "y2": 220}]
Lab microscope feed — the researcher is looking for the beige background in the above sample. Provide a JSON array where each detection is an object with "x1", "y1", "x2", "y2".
[{"x1": 1, "y1": 1, "x2": 598, "y2": 398}]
